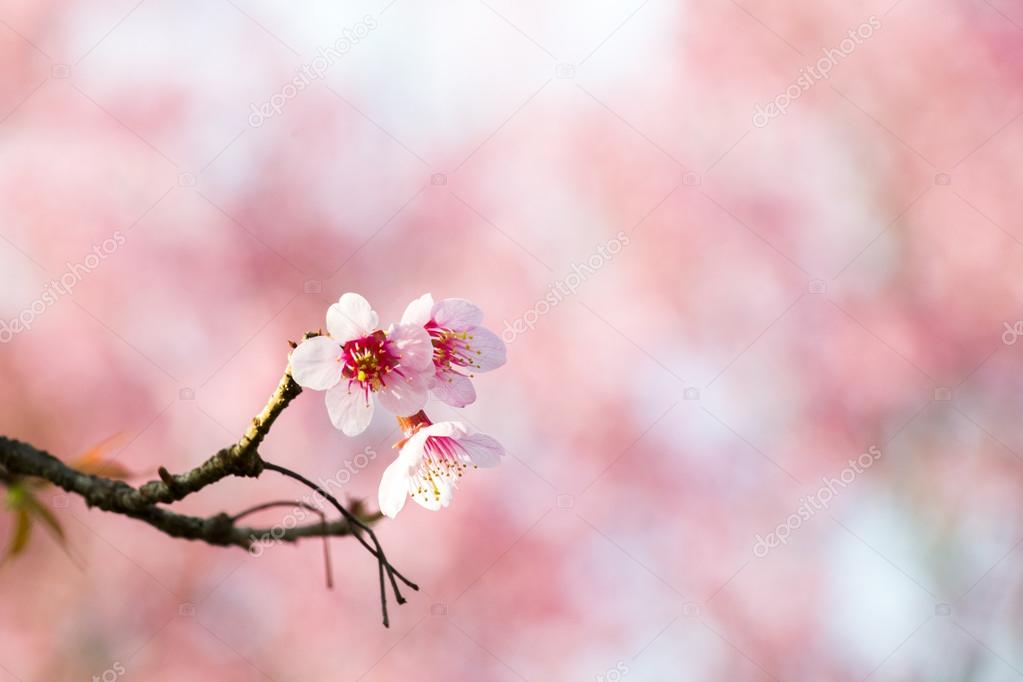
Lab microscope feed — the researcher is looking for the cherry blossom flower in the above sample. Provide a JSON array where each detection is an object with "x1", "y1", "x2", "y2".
[
  {"x1": 378, "y1": 411, "x2": 504, "y2": 517},
  {"x1": 290, "y1": 293, "x2": 434, "y2": 436},
  {"x1": 400, "y1": 293, "x2": 507, "y2": 407}
]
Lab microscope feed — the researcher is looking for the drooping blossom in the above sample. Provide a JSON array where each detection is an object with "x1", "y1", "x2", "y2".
[
  {"x1": 378, "y1": 411, "x2": 503, "y2": 517},
  {"x1": 400, "y1": 293, "x2": 507, "y2": 407},
  {"x1": 290, "y1": 293, "x2": 434, "y2": 436}
]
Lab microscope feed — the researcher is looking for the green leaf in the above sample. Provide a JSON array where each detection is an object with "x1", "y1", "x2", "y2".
[
  {"x1": 5, "y1": 484, "x2": 27, "y2": 509},
  {"x1": 2, "y1": 485, "x2": 74, "y2": 566},
  {"x1": 24, "y1": 494, "x2": 65, "y2": 544},
  {"x1": 1, "y1": 508, "x2": 32, "y2": 565}
]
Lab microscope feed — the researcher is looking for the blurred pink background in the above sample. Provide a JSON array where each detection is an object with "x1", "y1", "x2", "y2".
[{"x1": 3, "y1": 0, "x2": 1023, "y2": 679}]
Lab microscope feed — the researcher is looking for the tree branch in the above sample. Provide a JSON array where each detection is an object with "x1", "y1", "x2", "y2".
[
  {"x1": 0, "y1": 331, "x2": 416, "y2": 626},
  {"x1": 0, "y1": 437, "x2": 368, "y2": 549},
  {"x1": 135, "y1": 340, "x2": 313, "y2": 506},
  {"x1": 79, "y1": 331, "x2": 323, "y2": 510}
]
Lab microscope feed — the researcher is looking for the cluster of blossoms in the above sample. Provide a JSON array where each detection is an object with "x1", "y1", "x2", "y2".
[{"x1": 290, "y1": 293, "x2": 506, "y2": 517}]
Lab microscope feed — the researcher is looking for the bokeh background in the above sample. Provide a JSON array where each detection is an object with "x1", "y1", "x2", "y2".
[{"x1": 3, "y1": 0, "x2": 1023, "y2": 679}]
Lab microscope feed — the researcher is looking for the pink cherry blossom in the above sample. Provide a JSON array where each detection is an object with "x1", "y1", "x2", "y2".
[
  {"x1": 378, "y1": 411, "x2": 504, "y2": 517},
  {"x1": 290, "y1": 293, "x2": 434, "y2": 436},
  {"x1": 401, "y1": 293, "x2": 507, "y2": 407}
]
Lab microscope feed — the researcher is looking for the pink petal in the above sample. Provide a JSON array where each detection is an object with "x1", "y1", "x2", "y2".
[
  {"x1": 465, "y1": 327, "x2": 506, "y2": 372},
  {"x1": 432, "y1": 298, "x2": 484, "y2": 330},
  {"x1": 388, "y1": 323, "x2": 434, "y2": 373},
  {"x1": 325, "y1": 383, "x2": 374, "y2": 436},
  {"x1": 289, "y1": 336, "x2": 343, "y2": 390},
  {"x1": 326, "y1": 292, "x2": 379, "y2": 343},
  {"x1": 400, "y1": 293, "x2": 434, "y2": 327},
  {"x1": 430, "y1": 369, "x2": 477, "y2": 407},
  {"x1": 375, "y1": 371, "x2": 428, "y2": 416},
  {"x1": 457, "y1": 433, "x2": 504, "y2": 468}
]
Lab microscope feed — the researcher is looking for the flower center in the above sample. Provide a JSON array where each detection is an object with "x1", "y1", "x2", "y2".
[
  {"x1": 428, "y1": 326, "x2": 481, "y2": 372},
  {"x1": 410, "y1": 436, "x2": 473, "y2": 504},
  {"x1": 341, "y1": 330, "x2": 400, "y2": 391},
  {"x1": 424, "y1": 437, "x2": 471, "y2": 477}
]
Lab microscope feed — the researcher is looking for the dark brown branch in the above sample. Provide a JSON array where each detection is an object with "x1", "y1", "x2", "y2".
[
  {"x1": 109, "y1": 331, "x2": 322, "y2": 509},
  {"x1": 0, "y1": 436, "x2": 366, "y2": 549},
  {"x1": 0, "y1": 331, "x2": 414, "y2": 626},
  {"x1": 133, "y1": 361, "x2": 305, "y2": 506},
  {"x1": 0, "y1": 352, "x2": 305, "y2": 514}
]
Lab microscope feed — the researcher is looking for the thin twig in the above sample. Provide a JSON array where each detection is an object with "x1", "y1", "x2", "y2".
[
  {"x1": 261, "y1": 460, "x2": 418, "y2": 627},
  {"x1": 231, "y1": 500, "x2": 335, "y2": 589}
]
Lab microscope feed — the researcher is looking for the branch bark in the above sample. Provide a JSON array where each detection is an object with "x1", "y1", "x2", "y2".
[
  {"x1": 0, "y1": 331, "x2": 415, "y2": 626},
  {"x1": 0, "y1": 435, "x2": 366, "y2": 549},
  {"x1": 1, "y1": 337, "x2": 309, "y2": 518},
  {"x1": 135, "y1": 348, "x2": 307, "y2": 506}
]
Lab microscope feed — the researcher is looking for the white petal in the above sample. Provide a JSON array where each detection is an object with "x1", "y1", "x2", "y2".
[
  {"x1": 400, "y1": 427, "x2": 452, "y2": 510},
  {"x1": 397, "y1": 428, "x2": 432, "y2": 464},
  {"x1": 465, "y1": 327, "x2": 506, "y2": 372},
  {"x1": 289, "y1": 337, "x2": 343, "y2": 390},
  {"x1": 388, "y1": 324, "x2": 434, "y2": 372},
  {"x1": 375, "y1": 371, "x2": 428, "y2": 415},
  {"x1": 430, "y1": 369, "x2": 476, "y2": 407},
  {"x1": 325, "y1": 383, "x2": 374, "y2": 436},
  {"x1": 326, "y1": 293, "x2": 379, "y2": 343},
  {"x1": 409, "y1": 476, "x2": 453, "y2": 511},
  {"x1": 378, "y1": 457, "x2": 411, "y2": 518},
  {"x1": 458, "y1": 433, "x2": 504, "y2": 468},
  {"x1": 419, "y1": 421, "x2": 463, "y2": 439},
  {"x1": 410, "y1": 490, "x2": 444, "y2": 511},
  {"x1": 400, "y1": 292, "x2": 434, "y2": 326},
  {"x1": 432, "y1": 298, "x2": 483, "y2": 330},
  {"x1": 436, "y1": 479, "x2": 455, "y2": 508}
]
